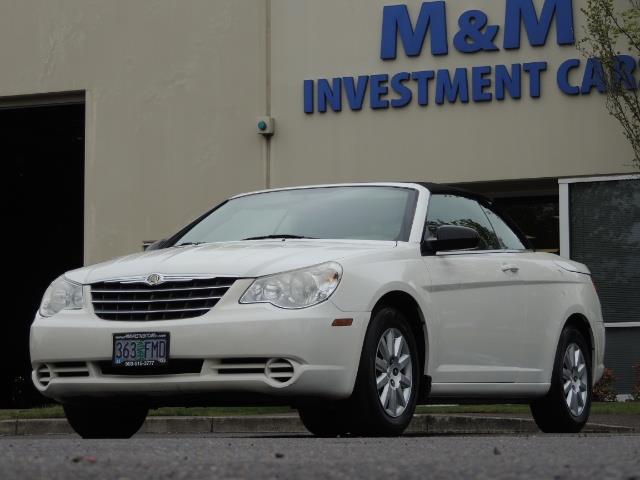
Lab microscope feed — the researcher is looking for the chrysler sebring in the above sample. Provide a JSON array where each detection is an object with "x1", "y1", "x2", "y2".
[{"x1": 30, "y1": 183, "x2": 604, "y2": 437}]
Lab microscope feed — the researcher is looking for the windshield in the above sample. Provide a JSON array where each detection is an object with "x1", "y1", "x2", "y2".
[{"x1": 174, "y1": 186, "x2": 418, "y2": 244}]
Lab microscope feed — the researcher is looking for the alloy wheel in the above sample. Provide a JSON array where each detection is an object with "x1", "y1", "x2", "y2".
[
  {"x1": 562, "y1": 342, "x2": 589, "y2": 417},
  {"x1": 375, "y1": 328, "x2": 413, "y2": 418}
]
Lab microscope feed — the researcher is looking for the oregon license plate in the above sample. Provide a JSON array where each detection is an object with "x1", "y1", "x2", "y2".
[{"x1": 112, "y1": 332, "x2": 169, "y2": 367}]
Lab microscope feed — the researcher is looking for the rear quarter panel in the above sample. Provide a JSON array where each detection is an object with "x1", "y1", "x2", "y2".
[{"x1": 518, "y1": 253, "x2": 604, "y2": 384}]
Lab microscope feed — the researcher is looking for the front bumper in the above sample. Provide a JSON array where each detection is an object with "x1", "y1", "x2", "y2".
[{"x1": 30, "y1": 280, "x2": 370, "y2": 403}]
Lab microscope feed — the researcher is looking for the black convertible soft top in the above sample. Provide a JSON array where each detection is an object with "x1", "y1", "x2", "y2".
[
  {"x1": 412, "y1": 182, "x2": 480, "y2": 197},
  {"x1": 410, "y1": 182, "x2": 533, "y2": 250}
]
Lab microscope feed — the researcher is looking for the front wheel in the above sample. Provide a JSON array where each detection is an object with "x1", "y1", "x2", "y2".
[
  {"x1": 349, "y1": 306, "x2": 420, "y2": 436},
  {"x1": 64, "y1": 402, "x2": 148, "y2": 439},
  {"x1": 530, "y1": 327, "x2": 592, "y2": 433}
]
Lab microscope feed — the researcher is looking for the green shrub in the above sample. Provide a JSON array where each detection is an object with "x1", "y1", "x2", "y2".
[
  {"x1": 593, "y1": 368, "x2": 617, "y2": 402},
  {"x1": 633, "y1": 363, "x2": 640, "y2": 401}
]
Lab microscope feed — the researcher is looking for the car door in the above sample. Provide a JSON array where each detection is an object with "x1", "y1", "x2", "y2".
[
  {"x1": 422, "y1": 194, "x2": 527, "y2": 384},
  {"x1": 478, "y1": 202, "x2": 551, "y2": 383}
]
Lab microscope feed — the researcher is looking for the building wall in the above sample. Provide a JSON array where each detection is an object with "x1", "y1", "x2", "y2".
[
  {"x1": 0, "y1": 0, "x2": 636, "y2": 263},
  {"x1": 270, "y1": 0, "x2": 635, "y2": 187},
  {"x1": 0, "y1": 0, "x2": 268, "y2": 263}
]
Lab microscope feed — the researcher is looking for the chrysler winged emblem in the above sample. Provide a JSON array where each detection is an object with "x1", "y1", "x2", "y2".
[{"x1": 146, "y1": 273, "x2": 163, "y2": 286}]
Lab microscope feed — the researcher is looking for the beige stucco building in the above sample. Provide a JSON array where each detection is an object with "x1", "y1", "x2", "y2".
[{"x1": 1, "y1": 0, "x2": 638, "y2": 395}]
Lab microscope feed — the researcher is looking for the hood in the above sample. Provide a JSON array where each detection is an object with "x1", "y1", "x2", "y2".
[
  {"x1": 553, "y1": 259, "x2": 591, "y2": 275},
  {"x1": 66, "y1": 240, "x2": 398, "y2": 284}
]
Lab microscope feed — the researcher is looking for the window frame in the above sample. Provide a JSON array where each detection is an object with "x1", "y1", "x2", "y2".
[
  {"x1": 421, "y1": 190, "x2": 532, "y2": 255},
  {"x1": 480, "y1": 204, "x2": 528, "y2": 251}
]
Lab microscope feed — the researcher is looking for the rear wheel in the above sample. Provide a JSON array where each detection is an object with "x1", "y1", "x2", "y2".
[
  {"x1": 530, "y1": 327, "x2": 592, "y2": 433},
  {"x1": 64, "y1": 402, "x2": 148, "y2": 439}
]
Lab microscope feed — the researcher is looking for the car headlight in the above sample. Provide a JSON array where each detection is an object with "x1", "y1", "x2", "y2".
[
  {"x1": 240, "y1": 262, "x2": 342, "y2": 309},
  {"x1": 39, "y1": 276, "x2": 84, "y2": 317}
]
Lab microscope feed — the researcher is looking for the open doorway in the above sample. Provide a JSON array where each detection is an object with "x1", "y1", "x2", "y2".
[{"x1": 1, "y1": 98, "x2": 85, "y2": 407}]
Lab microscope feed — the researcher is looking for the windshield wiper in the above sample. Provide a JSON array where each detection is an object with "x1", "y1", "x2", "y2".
[
  {"x1": 242, "y1": 234, "x2": 317, "y2": 241},
  {"x1": 176, "y1": 241, "x2": 207, "y2": 247}
]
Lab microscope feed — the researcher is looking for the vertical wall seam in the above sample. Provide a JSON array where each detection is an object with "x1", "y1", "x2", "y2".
[
  {"x1": 266, "y1": 0, "x2": 271, "y2": 117},
  {"x1": 265, "y1": 0, "x2": 272, "y2": 189}
]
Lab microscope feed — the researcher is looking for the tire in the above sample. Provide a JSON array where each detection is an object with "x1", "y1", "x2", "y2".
[
  {"x1": 530, "y1": 327, "x2": 592, "y2": 433},
  {"x1": 63, "y1": 402, "x2": 148, "y2": 439},
  {"x1": 298, "y1": 401, "x2": 353, "y2": 437},
  {"x1": 349, "y1": 306, "x2": 420, "y2": 436}
]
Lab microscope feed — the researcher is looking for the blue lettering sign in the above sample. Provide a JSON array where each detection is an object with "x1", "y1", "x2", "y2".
[
  {"x1": 435, "y1": 68, "x2": 469, "y2": 104},
  {"x1": 318, "y1": 78, "x2": 342, "y2": 112},
  {"x1": 581, "y1": 58, "x2": 606, "y2": 94},
  {"x1": 523, "y1": 61, "x2": 548, "y2": 98},
  {"x1": 472, "y1": 66, "x2": 493, "y2": 102},
  {"x1": 304, "y1": 80, "x2": 314, "y2": 113},
  {"x1": 412, "y1": 70, "x2": 435, "y2": 105},
  {"x1": 556, "y1": 56, "x2": 638, "y2": 97},
  {"x1": 380, "y1": 2, "x2": 448, "y2": 59},
  {"x1": 344, "y1": 76, "x2": 369, "y2": 110},
  {"x1": 390, "y1": 72, "x2": 413, "y2": 108},
  {"x1": 504, "y1": 0, "x2": 575, "y2": 49},
  {"x1": 453, "y1": 10, "x2": 499, "y2": 53},
  {"x1": 557, "y1": 58, "x2": 581, "y2": 95},
  {"x1": 370, "y1": 74, "x2": 390, "y2": 109},
  {"x1": 495, "y1": 64, "x2": 522, "y2": 100},
  {"x1": 301, "y1": 1, "x2": 639, "y2": 114},
  {"x1": 613, "y1": 55, "x2": 638, "y2": 90}
]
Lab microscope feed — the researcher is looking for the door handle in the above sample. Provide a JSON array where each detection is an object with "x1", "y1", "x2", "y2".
[{"x1": 501, "y1": 264, "x2": 519, "y2": 273}]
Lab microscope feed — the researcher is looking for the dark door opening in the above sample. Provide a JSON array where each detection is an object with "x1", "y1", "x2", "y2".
[{"x1": 1, "y1": 102, "x2": 85, "y2": 407}]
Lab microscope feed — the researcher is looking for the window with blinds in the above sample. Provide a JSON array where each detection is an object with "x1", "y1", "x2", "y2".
[{"x1": 570, "y1": 178, "x2": 640, "y2": 394}]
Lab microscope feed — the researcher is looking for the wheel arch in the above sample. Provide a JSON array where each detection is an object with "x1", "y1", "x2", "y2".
[
  {"x1": 371, "y1": 290, "x2": 429, "y2": 379},
  {"x1": 562, "y1": 313, "x2": 595, "y2": 361}
]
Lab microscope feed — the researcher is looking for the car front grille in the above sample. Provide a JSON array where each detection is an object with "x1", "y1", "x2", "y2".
[{"x1": 91, "y1": 277, "x2": 236, "y2": 321}]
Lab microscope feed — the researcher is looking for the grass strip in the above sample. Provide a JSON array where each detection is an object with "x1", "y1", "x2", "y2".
[{"x1": 1, "y1": 401, "x2": 637, "y2": 421}]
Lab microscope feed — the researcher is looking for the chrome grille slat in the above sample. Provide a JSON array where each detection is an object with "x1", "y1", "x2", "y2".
[
  {"x1": 91, "y1": 277, "x2": 235, "y2": 321},
  {"x1": 92, "y1": 285, "x2": 234, "y2": 294},
  {"x1": 94, "y1": 307, "x2": 211, "y2": 314},
  {"x1": 94, "y1": 296, "x2": 222, "y2": 303}
]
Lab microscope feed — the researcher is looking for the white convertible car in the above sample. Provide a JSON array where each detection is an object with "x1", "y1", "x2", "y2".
[{"x1": 30, "y1": 183, "x2": 604, "y2": 438}]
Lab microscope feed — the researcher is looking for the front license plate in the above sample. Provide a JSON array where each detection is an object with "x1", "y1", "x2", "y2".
[{"x1": 112, "y1": 332, "x2": 170, "y2": 367}]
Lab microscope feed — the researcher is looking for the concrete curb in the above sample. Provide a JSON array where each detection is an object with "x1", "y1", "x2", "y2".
[{"x1": 0, "y1": 414, "x2": 633, "y2": 436}]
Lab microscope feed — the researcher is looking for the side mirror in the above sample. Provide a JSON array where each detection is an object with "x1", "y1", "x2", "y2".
[{"x1": 422, "y1": 226, "x2": 480, "y2": 254}]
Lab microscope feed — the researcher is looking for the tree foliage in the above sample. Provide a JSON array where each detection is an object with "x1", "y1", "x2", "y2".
[{"x1": 580, "y1": 0, "x2": 640, "y2": 170}]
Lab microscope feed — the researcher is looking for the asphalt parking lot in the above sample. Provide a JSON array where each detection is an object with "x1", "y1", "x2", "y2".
[{"x1": 1, "y1": 433, "x2": 638, "y2": 479}]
